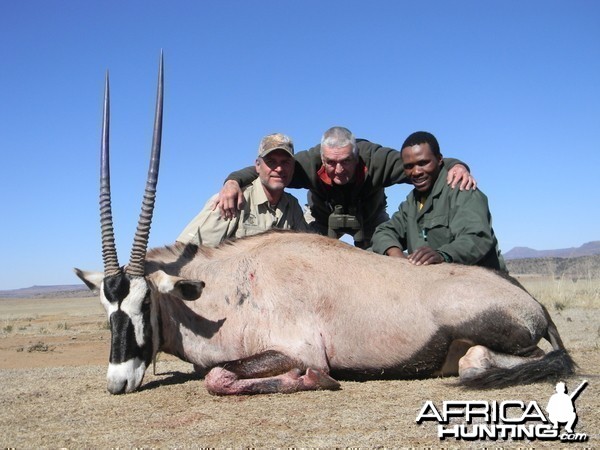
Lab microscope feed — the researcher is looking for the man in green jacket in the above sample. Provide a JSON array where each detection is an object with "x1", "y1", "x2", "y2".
[
  {"x1": 372, "y1": 131, "x2": 506, "y2": 271},
  {"x1": 217, "y1": 127, "x2": 476, "y2": 248}
]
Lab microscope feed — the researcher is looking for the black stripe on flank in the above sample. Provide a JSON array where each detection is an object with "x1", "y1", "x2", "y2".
[
  {"x1": 331, "y1": 329, "x2": 451, "y2": 381},
  {"x1": 330, "y1": 310, "x2": 543, "y2": 382}
]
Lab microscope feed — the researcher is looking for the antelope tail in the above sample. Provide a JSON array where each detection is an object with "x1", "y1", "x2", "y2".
[
  {"x1": 461, "y1": 306, "x2": 576, "y2": 389},
  {"x1": 460, "y1": 349, "x2": 575, "y2": 389}
]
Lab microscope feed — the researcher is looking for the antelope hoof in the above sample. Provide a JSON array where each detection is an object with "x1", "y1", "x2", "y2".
[{"x1": 458, "y1": 345, "x2": 492, "y2": 381}]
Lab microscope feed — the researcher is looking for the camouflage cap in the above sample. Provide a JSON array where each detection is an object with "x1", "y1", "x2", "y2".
[{"x1": 258, "y1": 133, "x2": 294, "y2": 158}]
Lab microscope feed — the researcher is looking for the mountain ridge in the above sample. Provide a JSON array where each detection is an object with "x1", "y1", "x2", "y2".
[
  {"x1": 0, "y1": 284, "x2": 94, "y2": 299},
  {"x1": 505, "y1": 253, "x2": 600, "y2": 279},
  {"x1": 504, "y1": 240, "x2": 600, "y2": 260}
]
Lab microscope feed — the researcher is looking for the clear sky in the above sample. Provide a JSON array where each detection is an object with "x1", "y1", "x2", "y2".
[{"x1": 1, "y1": 1, "x2": 599, "y2": 290}]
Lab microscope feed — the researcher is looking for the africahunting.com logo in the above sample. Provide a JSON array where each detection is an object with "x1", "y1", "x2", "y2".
[{"x1": 416, "y1": 380, "x2": 588, "y2": 442}]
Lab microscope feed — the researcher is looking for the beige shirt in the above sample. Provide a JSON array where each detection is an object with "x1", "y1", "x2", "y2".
[{"x1": 177, "y1": 178, "x2": 309, "y2": 247}]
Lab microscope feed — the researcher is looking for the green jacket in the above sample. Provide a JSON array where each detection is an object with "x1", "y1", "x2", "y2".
[
  {"x1": 372, "y1": 165, "x2": 506, "y2": 271},
  {"x1": 226, "y1": 139, "x2": 465, "y2": 241}
]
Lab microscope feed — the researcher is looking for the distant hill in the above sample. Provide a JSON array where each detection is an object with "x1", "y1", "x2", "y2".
[
  {"x1": 504, "y1": 241, "x2": 600, "y2": 260},
  {"x1": 0, "y1": 284, "x2": 94, "y2": 299},
  {"x1": 506, "y1": 253, "x2": 600, "y2": 279}
]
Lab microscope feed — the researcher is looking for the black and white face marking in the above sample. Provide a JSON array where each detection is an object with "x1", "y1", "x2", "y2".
[{"x1": 100, "y1": 273, "x2": 153, "y2": 394}]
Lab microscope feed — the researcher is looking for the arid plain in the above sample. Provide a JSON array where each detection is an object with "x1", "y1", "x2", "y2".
[{"x1": 1, "y1": 274, "x2": 598, "y2": 448}]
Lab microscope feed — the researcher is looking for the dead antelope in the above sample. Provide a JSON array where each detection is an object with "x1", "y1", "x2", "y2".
[{"x1": 75, "y1": 56, "x2": 574, "y2": 395}]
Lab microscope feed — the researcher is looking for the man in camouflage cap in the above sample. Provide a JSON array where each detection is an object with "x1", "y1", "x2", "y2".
[{"x1": 177, "y1": 133, "x2": 309, "y2": 247}]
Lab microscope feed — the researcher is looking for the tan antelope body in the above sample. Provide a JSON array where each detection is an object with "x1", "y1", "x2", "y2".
[{"x1": 76, "y1": 56, "x2": 574, "y2": 395}]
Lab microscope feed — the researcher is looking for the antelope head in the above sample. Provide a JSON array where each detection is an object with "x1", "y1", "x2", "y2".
[{"x1": 75, "y1": 54, "x2": 203, "y2": 394}]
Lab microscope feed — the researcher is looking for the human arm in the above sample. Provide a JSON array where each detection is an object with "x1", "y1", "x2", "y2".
[
  {"x1": 371, "y1": 208, "x2": 408, "y2": 256},
  {"x1": 177, "y1": 195, "x2": 239, "y2": 247},
  {"x1": 446, "y1": 163, "x2": 476, "y2": 190},
  {"x1": 358, "y1": 140, "x2": 476, "y2": 189},
  {"x1": 384, "y1": 246, "x2": 407, "y2": 258},
  {"x1": 224, "y1": 145, "x2": 320, "y2": 190},
  {"x1": 216, "y1": 166, "x2": 258, "y2": 219},
  {"x1": 225, "y1": 165, "x2": 260, "y2": 187},
  {"x1": 435, "y1": 189, "x2": 496, "y2": 265},
  {"x1": 214, "y1": 179, "x2": 246, "y2": 220}
]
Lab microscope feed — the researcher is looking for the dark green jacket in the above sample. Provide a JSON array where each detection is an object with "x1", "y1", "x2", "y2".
[
  {"x1": 372, "y1": 165, "x2": 506, "y2": 271},
  {"x1": 226, "y1": 139, "x2": 465, "y2": 241}
]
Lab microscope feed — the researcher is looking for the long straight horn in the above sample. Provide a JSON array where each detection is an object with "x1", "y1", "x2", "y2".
[
  {"x1": 127, "y1": 52, "x2": 164, "y2": 277},
  {"x1": 100, "y1": 72, "x2": 121, "y2": 277}
]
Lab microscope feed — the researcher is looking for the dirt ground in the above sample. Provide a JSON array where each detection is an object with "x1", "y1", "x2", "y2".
[{"x1": 1, "y1": 293, "x2": 598, "y2": 449}]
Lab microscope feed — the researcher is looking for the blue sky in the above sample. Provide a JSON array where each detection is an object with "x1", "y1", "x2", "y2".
[{"x1": 1, "y1": 1, "x2": 599, "y2": 290}]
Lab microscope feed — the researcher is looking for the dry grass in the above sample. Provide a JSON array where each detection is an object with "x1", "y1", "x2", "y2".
[
  {"x1": 518, "y1": 275, "x2": 600, "y2": 310},
  {"x1": 1, "y1": 286, "x2": 599, "y2": 448}
]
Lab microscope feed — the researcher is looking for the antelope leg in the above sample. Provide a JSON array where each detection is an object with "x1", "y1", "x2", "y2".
[{"x1": 204, "y1": 350, "x2": 340, "y2": 395}]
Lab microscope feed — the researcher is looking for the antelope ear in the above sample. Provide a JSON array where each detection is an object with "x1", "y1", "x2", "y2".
[
  {"x1": 148, "y1": 270, "x2": 205, "y2": 301},
  {"x1": 74, "y1": 268, "x2": 104, "y2": 291}
]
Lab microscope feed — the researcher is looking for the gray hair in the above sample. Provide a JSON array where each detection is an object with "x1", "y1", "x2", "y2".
[{"x1": 320, "y1": 126, "x2": 357, "y2": 157}]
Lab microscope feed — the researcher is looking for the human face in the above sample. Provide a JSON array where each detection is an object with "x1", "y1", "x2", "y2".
[
  {"x1": 401, "y1": 143, "x2": 443, "y2": 193},
  {"x1": 255, "y1": 149, "x2": 295, "y2": 192},
  {"x1": 321, "y1": 144, "x2": 357, "y2": 185}
]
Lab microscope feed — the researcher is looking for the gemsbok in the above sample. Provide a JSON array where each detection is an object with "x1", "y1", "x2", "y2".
[{"x1": 75, "y1": 55, "x2": 575, "y2": 395}]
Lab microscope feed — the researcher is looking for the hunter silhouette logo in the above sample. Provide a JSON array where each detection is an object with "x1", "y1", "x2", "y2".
[
  {"x1": 546, "y1": 380, "x2": 587, "y2": 435},
  {"x1": 416, "y1": 380, "x2": 589, "y2": 442}
]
